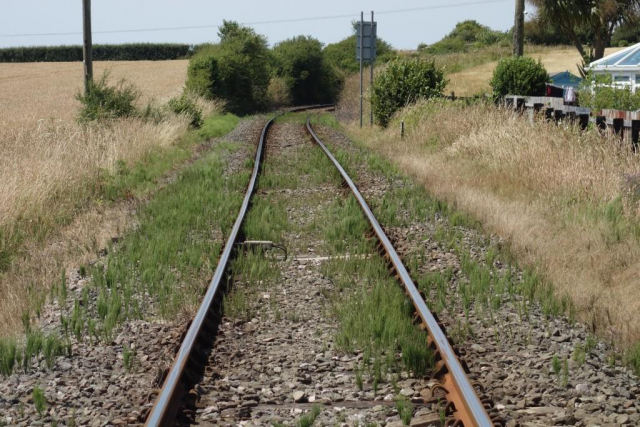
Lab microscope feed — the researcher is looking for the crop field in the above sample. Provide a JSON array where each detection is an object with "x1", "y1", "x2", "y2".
[
  {"x1": 0, "y1": 60, "x2": 189, "y2": 124},
  {"x1": 0, "y1": 59, "x2": 203, "y2": 336}
]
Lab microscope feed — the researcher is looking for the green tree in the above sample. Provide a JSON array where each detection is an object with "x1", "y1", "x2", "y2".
[
  {"x1": 528, "y1": 0, "x2": 640, "y2": 60},
  {"x1": 324, "y1": 35, "x2": 395, "y2": 74},
  {"x1": 272, "y1": 36, "x2": 342, "y2": 105},
  {"x1": 185, "y1": 21, "x2": 271, "y2": 115}
]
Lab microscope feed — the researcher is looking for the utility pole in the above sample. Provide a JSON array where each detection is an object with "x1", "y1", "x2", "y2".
[
  {"x1": 513, "y1": 0, "x2": 524, "y2": 56},
  {"x1": 82, "y1": 0, "x2": 94, "y2": 94}
]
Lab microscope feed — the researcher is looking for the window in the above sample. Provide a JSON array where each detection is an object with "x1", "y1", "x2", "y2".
[{"x1": 614, "y1": 75, "x2": 631, "y2": 82}]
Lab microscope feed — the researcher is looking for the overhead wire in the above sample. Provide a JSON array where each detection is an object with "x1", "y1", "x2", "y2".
[{"x1": 0, "y1": 0, "x2": 510, "y2": 38}]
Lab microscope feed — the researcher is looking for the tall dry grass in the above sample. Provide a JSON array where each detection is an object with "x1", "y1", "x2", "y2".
[
  {"x1": 0, "y1": 60, "x2": 220, "y2": 336},
  {"x1": 342, "y1": 99, "x2": 640, "y2": 349}
]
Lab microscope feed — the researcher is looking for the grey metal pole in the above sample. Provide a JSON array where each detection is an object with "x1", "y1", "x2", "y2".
[
  {"x1": 360, "y1": 11, "x2": 364, "y2": 129},
  {"x1": 82, "y1": 0, "x2": 93, "y2": 94},
  {"x1": 370, "y1": 11, "x2": 374, "y2": 126}
]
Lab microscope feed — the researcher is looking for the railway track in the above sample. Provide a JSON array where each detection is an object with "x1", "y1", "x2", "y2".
[{"x1": 143, "y1": 107, "x2": 501, "y2": 427}]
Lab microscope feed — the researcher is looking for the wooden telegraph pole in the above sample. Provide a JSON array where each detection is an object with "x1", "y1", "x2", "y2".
[
  {"x1": 82, "y1": 0, "x2": 94, "y2": 94},
  {"x1": 513, "y1": 0, "x2": 524, "y2": 56}
]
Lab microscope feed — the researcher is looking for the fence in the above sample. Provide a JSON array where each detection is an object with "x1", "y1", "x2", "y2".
[{"x1": 504, "y1": 95, "x2": 640, "y2": 151}]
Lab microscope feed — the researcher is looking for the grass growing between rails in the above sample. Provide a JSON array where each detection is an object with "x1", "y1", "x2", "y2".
[
  {"x1": 320, "y1": 195, "x2": 434, "y2": 389},
  {"x1": 328, "y1": 97, "x2": 640, "y2": 373}
]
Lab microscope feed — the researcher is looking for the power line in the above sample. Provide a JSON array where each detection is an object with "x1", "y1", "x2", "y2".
[{"x1": 0, "y1": 0, "x2": 510, "y2": 38}]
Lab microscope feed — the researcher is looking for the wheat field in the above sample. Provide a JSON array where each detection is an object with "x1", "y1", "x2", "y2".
[
  {"x1": 0, "y1": 60, "x2": 195, "y2": 335},
  {"x1": 0, "y1": 60, "x2": 189, "y2": 125}
]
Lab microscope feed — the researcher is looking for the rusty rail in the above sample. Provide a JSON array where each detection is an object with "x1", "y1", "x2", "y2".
[
  {"x1": 305, "y1": 117, "x2": 497, "y2": 427},
  {"x1": 144, "y1": 105, "x2": 331, "y2": 427}
]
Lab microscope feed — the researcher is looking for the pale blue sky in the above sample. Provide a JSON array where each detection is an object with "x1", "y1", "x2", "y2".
[{"x1": 0, "y1": 0, "x2": 520, "y2": 50}]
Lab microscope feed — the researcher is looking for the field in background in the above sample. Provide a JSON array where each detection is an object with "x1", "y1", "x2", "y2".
[
  {"x1": 447, "y1": 47, "x2": 624, "y2": 96},
  {"x1": 0, "y1": 59, "x2": 210, "y2": 336},
  {"x1": 0, "y1": 60, "x2": 189, "y2": 125}
]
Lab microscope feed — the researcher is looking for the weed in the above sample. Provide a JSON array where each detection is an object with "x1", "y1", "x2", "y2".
[
  {"x1": 562, "y1": 358, "x2": 569, "y2": 388},
  {"x1": 0, "y1": 338, "x2": 18, "y2": 376},
  {"x1": 43, "y1": 334, "x2": 64, "y2": 369},
  {"x1": 552, "y1": 355, "x2": 561, "y2": 376},
  {"x1": 297, "y1": 405, "x2": 321, "y2": 427},
  {"x1": 573, "y1": 344, "x2": 586, "y2": 366},
  {"x1": 395, "y1": 396, "x2": 413, "y2": 425},
  {"x1": 123, "y1": 345, "x2": 136, "y2": 372},
  {"x1": 33, "y1": 385, "x2": 46, "y2": 417},
  {"x1": 355, "y1": 363, "x2": 364, "y2": 391}
]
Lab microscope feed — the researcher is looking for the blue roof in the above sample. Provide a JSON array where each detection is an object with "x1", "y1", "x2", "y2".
[
  {"x1": 590, "y1": 43, "x2": 640, "y2": 68},
  {"x1": 550, "y1": 71, "x2": 582, "y2": 88}
]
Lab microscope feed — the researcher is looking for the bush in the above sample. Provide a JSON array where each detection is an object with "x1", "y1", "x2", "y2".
[
  {"x1": 267, "y1": 76, "x2": 292, "y2": 109},
  {"x1": 0, "y1": 43, "x2": 193, "y2": 63},
  {"x1": 578, "y1": 73, "x2": 640, "y2": 111},
  {"x1": 324, "y1": 35, "x2": 395, "y2": 74},
  {"x1": 76, "y1": 72, "x2": 139, "y2": 121},
  {"x1": 371, "y1": 59, "x2": 447, "y2": 127},
  {"x1": 272, "y1": 36, "x2": 342, "y2": 105},
  {"x1": 168, "y1": 95, "x2": 203, "y2": 128},
  {"x1": 185, "y1": 53, "x2": 219, "y2": 99},
  {"x1": 490, "y1": 56, "x2": 549, "y2": 97},
  {"x1": 185, "y1": 21, "x2": 271, "y2": 115}
]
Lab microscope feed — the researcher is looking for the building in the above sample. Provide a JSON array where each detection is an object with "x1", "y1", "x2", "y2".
[
  {"x1": 588, "y1": 43, "x2": 640, "y2": 92},
  {"x1": 549, "y1": 71, "x2": 582, "y2": 89}
]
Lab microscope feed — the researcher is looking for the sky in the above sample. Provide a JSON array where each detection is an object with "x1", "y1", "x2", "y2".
[{"x1": 0, "y1": 0, "x2": 520, "y2": 50}]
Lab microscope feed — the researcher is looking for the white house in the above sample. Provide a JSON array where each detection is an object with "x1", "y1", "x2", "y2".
[{"x1": 588, "y1": 43, "x2": 640, "y2": 92}]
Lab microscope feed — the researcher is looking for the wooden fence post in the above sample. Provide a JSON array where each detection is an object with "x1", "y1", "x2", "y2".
[
  {"x1": 596, "y1": 116, "x2": 607, "y2": 132},
  {"x1": 613, "y1": 118, "x2": 624, "y2": 139},
  {"x1": 578, "y1": 114, "x2": 590, "y2": 130},
  {"x1": 544, "y1": 107, "x2": 554, "y2": 121},
  {"x1": 631, "y1": 120, "x2": 640, "y2": 152}
]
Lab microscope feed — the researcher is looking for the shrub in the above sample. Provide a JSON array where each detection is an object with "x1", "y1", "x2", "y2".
[
  {"x1": 185, "y1": 53, "x2": 219, "y2": 99},
  {"x1": 578, "y1": 73, "x2": 640, "y2": 111},
  {"x1": 490, "y1": 56, "x2": 549, "y2": 97},
  {"x1": 324, "y1": 34, "x2": 395, "y2": 74},
  {"x1": 168, "y1": 95, "x2": 203, "y2": 128},
  {"x1": 371, "y1": 58, "x2": 447, "y2": 127},
  {"x1": 268, "y1": 76, "x2": 292, "y2": 109},
  {"x1": 272, "y1": 36, "x2": 342, "y2": 105},
  {"x1": 185, "y1": 21, "x2": 271, "y2": 115},
  {"x1": 76, "y1": 72, "x2": 139, "y2": 121}
]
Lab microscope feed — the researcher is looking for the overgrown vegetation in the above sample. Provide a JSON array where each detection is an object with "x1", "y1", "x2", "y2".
[
  {"x1": 334, "y1": 93, "x2": 640, "y2": 367},
  {"x1": 0, "y1": 43, "x2": 193, "y2": 63},
  {"x1": 578, "y1": 72, "x2": 640, "y2": 111},
  {"x1": 323, "y1": 33, "x2": 395, "y2": 74},
  {"x1": 371, "y1": 58, "x2": 447, "y2": 127},
  {"x1": 418, "y1": 20, "x2": 509, "y2": 54},
  {"x1": 490, "y1": 55, "x2": 549, "y2": 97},
  {"x1": 76, "y1": 72, "x2": 140, "y2": 122},
  {"x1": 186, "y1": 21, "x2": 271, "y2": 115},
  {"x1": 272, "y1": 36, "x2": 342, "y2": 105}
]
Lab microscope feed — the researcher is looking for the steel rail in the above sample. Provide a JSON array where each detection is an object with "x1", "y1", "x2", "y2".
[
  {"x1": 144, "y1": 106, "x2": 331, "y2": 427},
  {"x1": 305, "y1": 117, "x2": 494, "y2": 427}
]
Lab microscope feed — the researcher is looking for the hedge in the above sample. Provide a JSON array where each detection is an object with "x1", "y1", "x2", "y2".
[{"x1": 0, "y1": 43, "x2": 194, "y2": 63}]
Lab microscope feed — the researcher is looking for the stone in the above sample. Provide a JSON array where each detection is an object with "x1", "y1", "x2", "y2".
[{"x1": 292, "y1": 391, "x2": 306, "y2": 403}]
